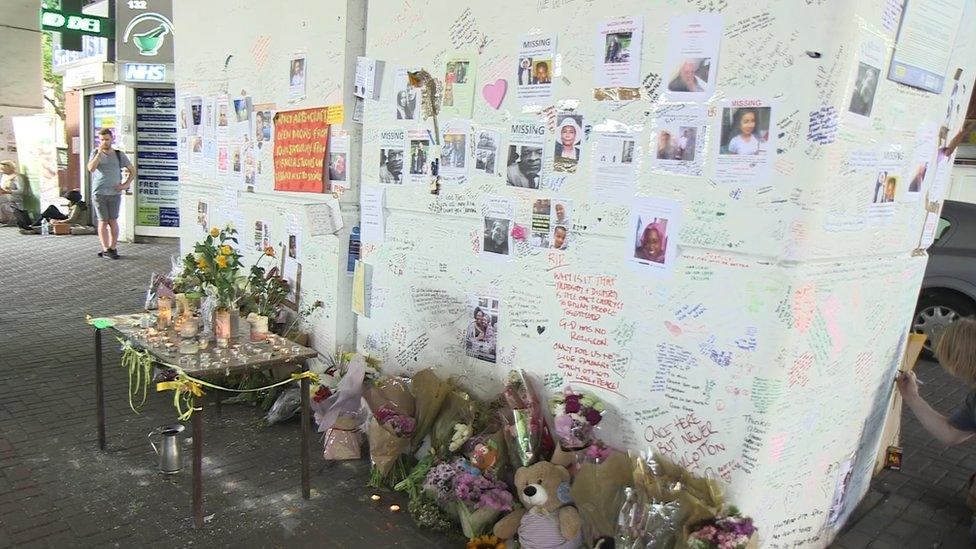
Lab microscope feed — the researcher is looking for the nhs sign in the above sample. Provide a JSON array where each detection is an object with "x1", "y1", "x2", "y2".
[{"x1": 124, "y1": 63, "x2": 167, "y2": 83}]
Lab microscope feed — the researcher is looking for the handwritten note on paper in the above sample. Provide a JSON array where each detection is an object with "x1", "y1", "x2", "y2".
[
  {"x1": 352, "y1": 260, "x2": 372, "y2": 317},
  {"x1": 360, "y1": 184, "x2": 386, "y2": 243},
  {"x1": 807, "y1": 106, "x2": 838, "y2": 145},
  {"x1": 306, "y1": 201, "x2": 343, "y2": 236},
  {"x1": 882, "y1": 0, "x2": 904, "y2": 31}
]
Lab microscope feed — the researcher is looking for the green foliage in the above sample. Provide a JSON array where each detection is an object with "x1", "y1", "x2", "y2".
[{"x1": 40, "y1": 30, "x2": 66, "y2": 125}]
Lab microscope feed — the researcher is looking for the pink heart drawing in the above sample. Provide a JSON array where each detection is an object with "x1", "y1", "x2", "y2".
[{"x1": 482, "y1": 79, "x2": 507, "y2": 109}]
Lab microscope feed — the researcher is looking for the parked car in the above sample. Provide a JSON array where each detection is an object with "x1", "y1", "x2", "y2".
[{"x1": 913, "y1": 200, "x2": 976, "y2": 354}]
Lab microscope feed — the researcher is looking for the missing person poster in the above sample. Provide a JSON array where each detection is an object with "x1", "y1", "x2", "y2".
[
  {"x1": 379, "y1": 129, "x2": 406, "y2": 184},
  {"x1": 440, "y1": 119, "x2": 470, "y2": 184},
  {"x1": 590, "y1": 131, "x2": 638, "y2": 203},
  {"x1": 273, "y1": 107, "x2": 329, "y2": 193},
  {"x1": 629, "y1": 197, "x2": 682, "y2": 278},
  {"x1": 594, "y1": 17, "x2": 644, "y2": 89},
  {"x1": 442, "y1": 55, "x2": 477, "y2": 118},
  {"x1": 506, "y1": 120, "x2": 546, "y2": 189},
  {"x1": 715, "y1": 99, "x2": 775, "y2": 185},
  {"x1": 870, "y1": 149, "x2": 904, "y2": 220},
  {"x1": 664, "y1": 15, "x2": 723, "y2": 101},
  {"x1": 465, "y1": 295, "x2": 499, "y2": 363},
  {"x1": 516, "y1": 34, "x2": 556, "y2": 103}
]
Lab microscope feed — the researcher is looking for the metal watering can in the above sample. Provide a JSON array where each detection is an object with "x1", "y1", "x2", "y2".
[{"x1": 149, "y1": 425, "x2": 185, "y2": 474}]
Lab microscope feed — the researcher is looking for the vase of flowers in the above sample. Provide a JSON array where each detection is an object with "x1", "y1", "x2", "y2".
[
  {"x1": 214, "y1": 308, "x2": 232, "y2": 343},
  {"x1": 188, "y1": 226, "x2": 245, "y2": 344}
]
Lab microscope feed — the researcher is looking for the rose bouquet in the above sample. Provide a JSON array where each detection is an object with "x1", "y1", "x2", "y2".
[
  {"x1": 687, "y1": 511, "x2": 757, "y2": 549},
  {"x1": 550, "y1": 389, "x2": 605, "y2": 451},
  {"x1": 498, "y1": 370, "x2": 553, "y2": 468},
  {"x1": 365, "y1": 376, "x2": 416, "y2": 486}
]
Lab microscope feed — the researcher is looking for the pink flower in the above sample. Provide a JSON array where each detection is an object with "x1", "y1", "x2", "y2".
[
  {"x1": 511, "y1": 224, "x2": 527, "y2": 242},
  {"x1": 584, "y1": 408, "x2": 603, "y2": 425},
  {"x1": 564, "y1": 399, "x2": 581, "y2": 414}
]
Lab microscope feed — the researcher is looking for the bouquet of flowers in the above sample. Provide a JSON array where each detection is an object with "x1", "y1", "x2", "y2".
[
  {"x1": 615, "y1": 452, "x2": 728, "y2": 549},
  {"x1": 311, "y1": 353, "x2": 373, "y2": 461},
  {"x1": 550, "y1": 389, "x2": 605, "y2": 451},
  {"x1": 570, "y1": 445, "x2": 632, "y2": 545},
  {"x1": 430, "y1": 385, "x2": 483, "y2": 456},
  {"x1": 365, "y1": 376, "x2": 416, "y2": 486},
  {"x1": 453, "y1": 468, "x2": 514, "y2": 538},
  {"x1": 498, "y1": 370, "x2": 553, "y2": 468},
  {"x1": 408, "y1": 368, "x2": 450, "y2": 453},
  {"x1": 687, "y1": 512, "x2": 757, "y2": 549}
]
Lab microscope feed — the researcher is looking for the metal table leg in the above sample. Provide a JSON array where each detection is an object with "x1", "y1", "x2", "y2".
[
  {"x1": 193, "y1": 401, "x2": 204, "y2": 528},
  {"x1": 95, "y1": 328, "x2": 105, "y2": 451},
  {"x1": 300, "y1": 361, "x2": 311, "y2": 499}
]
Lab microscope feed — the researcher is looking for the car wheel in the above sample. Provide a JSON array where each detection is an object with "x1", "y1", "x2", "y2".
[{"x1": 912, "y1": 290, "x2": 976, "y2": 356}]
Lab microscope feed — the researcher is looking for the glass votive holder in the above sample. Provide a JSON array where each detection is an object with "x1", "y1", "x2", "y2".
[{"x1": 198, "y1": 354, "x2": 211, "y2": 367}]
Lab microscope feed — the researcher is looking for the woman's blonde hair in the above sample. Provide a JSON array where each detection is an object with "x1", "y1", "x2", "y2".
[{"x1": 936, "y1": 317, "x2": 976, "y2": 382}]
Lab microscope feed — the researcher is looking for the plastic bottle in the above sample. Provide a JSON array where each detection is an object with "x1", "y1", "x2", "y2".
[{"x1": 41, "y1": 219, "x2": 49, "y2": 236}]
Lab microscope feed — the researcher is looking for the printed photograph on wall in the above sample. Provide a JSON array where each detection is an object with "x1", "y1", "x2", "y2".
[
  {"x1": 591, "y1": 131, "x2": 638, "y2": 203},
  {"x1": 827, "y1": 454, "x2": 856, "y2": 526},
  {"x1": 196, "y1": 201, "x2": 209, "y2": 232},
  {"x1": 217, "y1": 103, "x2": 228, "y2": 128},
  {"x1": 531, "y1": 198, "x2": 572, "y2": 250},
  {"x1": 872, "y1": 171, "x2": 898, "y2": 203},
  {"x1": 289, "y1": 53, "x2": 307, "y2": 102},
  {"x1": 719, "y1": 107, "x2": 771, "y2": 155},
  {"x1": 907, "y1": 162, "x2": 928, "y2": 193},
  {"x1": 473, "y1": 129, "x2": 500, "y2": 175},
  {"x1": 217, "y1": 145, "x2": 229, "y2": 173},
  {"x1": 629, "y1": 197, "x2": 681, "y2": 277},
  {"x1": 553, "y1": 113, "x2": 583, "y2": 173},
  {"x1": 668, "y1": 58, "x2": 711, "y2": 93},
  {"x1": 848, "y1": 62, "x2": 880, "y2": 117},
  {"x1": 483, "y1": 216, "x2": 511, "y2": 256},
  {"x1": 656, "y1": 126, "x2": 698, "y2": 161},
  {"x1": 379, "y1": 149, "x2": 404, "y2": 184},
  {"x1": 253, "y1": 220, "x2": 270, "y2": 252},
  {"x1": 440, "y1": 120, "x2": 470, "y2": 183},
  {"x1": 506, "y1": 145, "x2": 543, "y2": 188},
  {"x1": 465, "y1": 295, "x2": 499, "y2": 363},
  {"x1": 407, "y1": 128, "x2": 430, "y2": 184},
  {"x1": 442, "y1": 56, "x2": 477, "y2": 117},
  {"x1": 395, "y1": 68, "x2": 420, "y2": 121}
]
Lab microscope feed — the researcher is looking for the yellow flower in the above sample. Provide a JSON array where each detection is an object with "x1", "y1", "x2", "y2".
[
  {"x1": 466, "y1": 535, "x2": 504, "y2": 549},
  {"x1": 196, "y1": 257, "x2": 208, "y2": 270},
  {"x1": 264, "y1": 246, "x2": 276, "y2": 257},
  {"x1": 220, "y1": 245, "x2": 233, "y2": 256},
  {"x1": 215, "y1": 255, "x2": 229, "y2": 268},
  {"x1": 209, "y1": 227, "x2": 220, "y2": 238}
]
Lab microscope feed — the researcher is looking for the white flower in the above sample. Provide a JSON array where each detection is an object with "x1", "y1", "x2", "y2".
[{"x1": 449, "y1": 423, "x2": 472, "y2": 452}]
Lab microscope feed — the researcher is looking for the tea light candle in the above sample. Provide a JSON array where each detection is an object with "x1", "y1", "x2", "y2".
[{"x1": 157, "y1": 296, "x2": 173, "y2": 328}]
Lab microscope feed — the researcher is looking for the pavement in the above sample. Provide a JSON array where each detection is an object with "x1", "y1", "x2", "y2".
[
  {"x1": 0, "y1": 227, "x2": 461, "y2": 548},
  {"x1": 0, "y1": 226, "x2": 974, "y2": 548}
]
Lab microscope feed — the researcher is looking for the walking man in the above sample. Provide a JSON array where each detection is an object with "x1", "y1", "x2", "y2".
[{"x1": 87, "y1": 128, "x2": 134, "y2": 258}]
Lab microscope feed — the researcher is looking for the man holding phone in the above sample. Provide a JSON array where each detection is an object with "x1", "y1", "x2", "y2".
[{"x1": 87, "y1": 128, "x2": 134, "y2": 259}]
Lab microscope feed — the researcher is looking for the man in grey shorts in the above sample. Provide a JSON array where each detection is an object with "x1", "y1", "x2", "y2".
[{"x1": 87, "y1": 128, "x2": 134, "y2": 259}]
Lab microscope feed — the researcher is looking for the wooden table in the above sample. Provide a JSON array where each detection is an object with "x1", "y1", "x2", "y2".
[{"x1": 93, "y1": 313, "x2": 319, "y2": 528}]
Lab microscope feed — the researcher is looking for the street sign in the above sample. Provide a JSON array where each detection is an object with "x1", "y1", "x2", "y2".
[{"x1": 40, "y1": 8, "x2": 114, "y2": 39}]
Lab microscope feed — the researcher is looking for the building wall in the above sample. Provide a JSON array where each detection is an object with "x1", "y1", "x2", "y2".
[
  {"x1": 355, "y1": 0, "x2": 976, "y2": 546},
  {"x1": 173, "y1": 0, "x2": 365, "y2": 354},
  {"x1": 0, "y1": 0, "x2": 45, "y2": 164}
]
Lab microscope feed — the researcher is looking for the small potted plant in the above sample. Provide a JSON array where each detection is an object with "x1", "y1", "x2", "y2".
[
  {"x1": 192, "y1": 226, "x2": 245, "y2": 346},
  {"x1": 239, "y1": 248, "x2": 289, "y2": 342}
]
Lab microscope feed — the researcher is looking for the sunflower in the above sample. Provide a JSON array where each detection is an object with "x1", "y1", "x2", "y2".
[
  {"x1": 215, "y1": 255, "x2": 229, "y2": 269},
  {"x1": 209, "y1": 227, "x2": 220, "y2": 238},
  {"x1": 466, "y1": 535, "x2": 504, "y2": 549},
  {"x1": 264, "y1": 246, "x2": 276, "y2": 257},
  {"x1": 219, "y1": 245, "x2": 233, "y2": 256},
  {"x1": 196, "y1": 257, "x2": 208, "y2": 270}
]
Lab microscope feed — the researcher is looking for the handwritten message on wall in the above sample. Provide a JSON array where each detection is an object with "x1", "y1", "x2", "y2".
[{"x1": 274, "y1": 107, "x2": 329, "y2": 193}]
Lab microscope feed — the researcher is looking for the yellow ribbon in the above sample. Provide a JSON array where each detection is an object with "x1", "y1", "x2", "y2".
[{"x1": 154, "y1": 369, "x2": 317, "y2": 421}]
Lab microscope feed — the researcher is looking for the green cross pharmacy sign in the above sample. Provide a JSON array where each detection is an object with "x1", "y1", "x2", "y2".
[{"x1": 40, "y1": 8, "x2": 114, "y2": 39}]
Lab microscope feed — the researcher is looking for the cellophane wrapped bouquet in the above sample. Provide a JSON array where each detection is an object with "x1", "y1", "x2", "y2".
[
  {"x1": 570, "y1": 442, "x2": 632, "y2": 546},
  {"x1": 365, "y1": 376, "x2": 416, "y2": 486},
  {"x1": 615, "y1": 452, "x2": 736, "y2": 549},
  {"x1": 311, "y1": 353, "x2": 378, "y2": 461},
  {"x1": 687, "y1": 510, "x2": 758, "y2": 549},
  {"x1": 498, "y1": 370, "x2": 553, "y2": 468}
]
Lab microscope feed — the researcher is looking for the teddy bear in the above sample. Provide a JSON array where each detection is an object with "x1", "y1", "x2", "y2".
[{"x1": 493, "y1": 461, "x2": 583, "y2": 549}]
